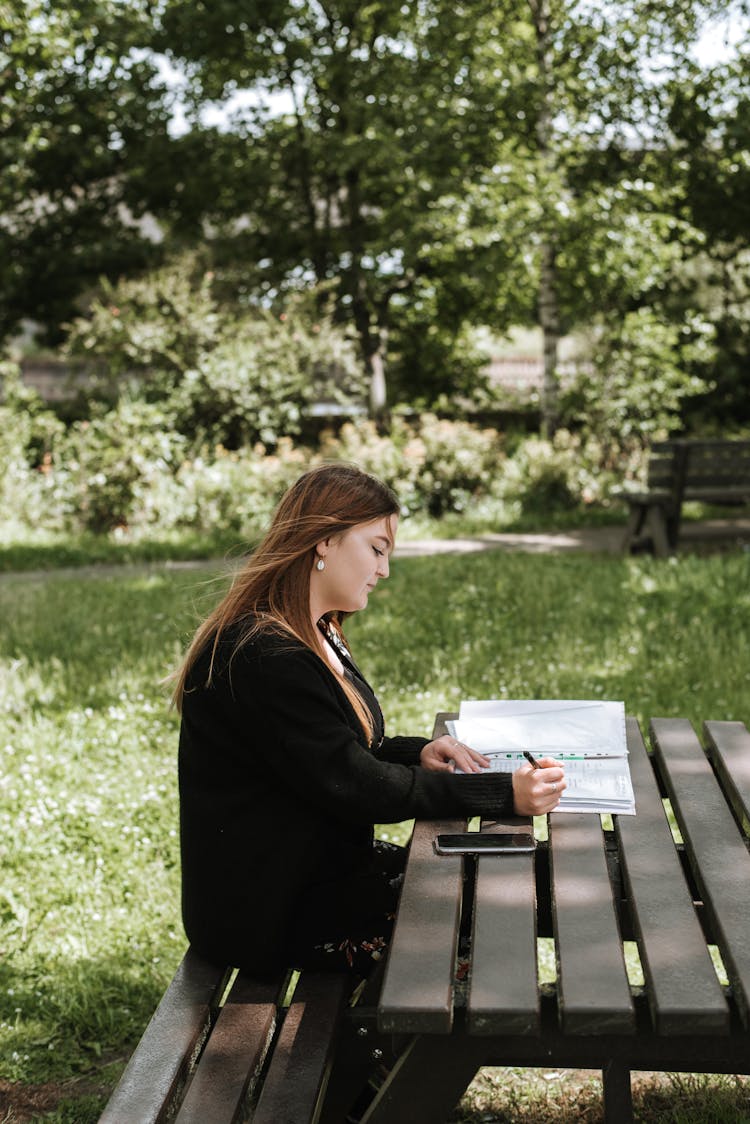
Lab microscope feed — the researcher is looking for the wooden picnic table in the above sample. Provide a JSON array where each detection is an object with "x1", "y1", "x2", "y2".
[{"x1": 322, "y1": 712, "x2": 750, "y2": 1124}]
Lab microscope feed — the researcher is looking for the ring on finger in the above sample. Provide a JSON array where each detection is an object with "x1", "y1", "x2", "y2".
[{"x1": 551, "y1": 782, "x2": 558, "y2": 793}]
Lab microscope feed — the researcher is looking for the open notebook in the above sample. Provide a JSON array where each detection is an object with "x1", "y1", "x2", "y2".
[{"x1": 447, "y1": 699, "x2": 635, "y2": 815}]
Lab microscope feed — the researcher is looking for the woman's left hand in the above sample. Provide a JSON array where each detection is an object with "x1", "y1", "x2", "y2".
[{"x1": 420, "y1": 735, "x2": 490, "y2": 774}]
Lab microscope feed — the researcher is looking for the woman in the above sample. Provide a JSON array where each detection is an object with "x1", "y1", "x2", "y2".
[{"x1": 174, "y1": 463, "x2": 565, "y2": 977}]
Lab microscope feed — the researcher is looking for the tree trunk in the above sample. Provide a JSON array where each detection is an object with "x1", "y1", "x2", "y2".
[
  {"x1": 539, "y1": 240, "x2": 560, "y2": 437},
  {"x1": 353, "y1": 292, "x2": 389, "y2": 427},
  {"x1": 529, "y1": 0, "x2": 560, "y2": 438},
  {"x1": 367, "y1": 344, "x2": 388, "y2": 423}
]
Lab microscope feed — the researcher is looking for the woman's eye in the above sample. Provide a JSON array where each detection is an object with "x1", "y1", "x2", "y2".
[{"x1": 373, "y1": 546, "x2": 384, "y2": 557}]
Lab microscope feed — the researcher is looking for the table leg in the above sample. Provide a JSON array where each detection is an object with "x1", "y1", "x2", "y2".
[
  {"x1": 318, "y1": 1019, "x2": 395, "y2": 1124},
  {"x1": 318, "y1": 963, "x2": 394, "y2": 1124},
  {"x1": 602, "y1": 1058, "x2": 633, "y2": 1124},
  {"x1": 359, "y1": 1035, "x2": 479, "y2": 1124}
]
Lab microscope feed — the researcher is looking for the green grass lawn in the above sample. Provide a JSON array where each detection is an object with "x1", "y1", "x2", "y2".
[{"x1": 1, "y1": 548, "x2": 749, "y2": 1121}]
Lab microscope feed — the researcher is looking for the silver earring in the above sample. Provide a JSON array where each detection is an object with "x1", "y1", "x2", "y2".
[{"x1": 316, "y1": 558, "x2": 325, "y2": 571}]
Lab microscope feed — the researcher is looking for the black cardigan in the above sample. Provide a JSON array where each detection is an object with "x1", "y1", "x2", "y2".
[{"x1": 178, "y1": 625, "x2": 515, "y2": 971}]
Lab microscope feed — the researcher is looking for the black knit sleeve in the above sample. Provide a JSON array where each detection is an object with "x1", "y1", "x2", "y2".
[
  {"x1": 377, "y1": 735, "x2": 428, "y2": 766},
  {"x1": 228, "y1": 642, "x2": 516, "y2": 825}
]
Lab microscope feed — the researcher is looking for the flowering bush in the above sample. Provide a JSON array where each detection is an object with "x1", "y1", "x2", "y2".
[
  {"x1": 129, "y1": 440, "x2": 311, "y2": 538},
  {"x1": 407, "y1": 415, "x2": 505, "y2": 516},
  {"x1": 0, "y1": 376, "x2": 615, "y2": 544},
  {"x1": 318, "y1": 415, "x2": 504, "y2": 517},
  {"x1": 498, "y1": 436, "x2": 577, "y2": 515},
  {"x1": 0, "y1": 362, "x2": 70, "y2": 536},
  {"x1": 497, "y1": 430, "x2": 629, "y2": 514},
  {"x1": 318, "y1": 419, "x2": 419, "y2": 508}
]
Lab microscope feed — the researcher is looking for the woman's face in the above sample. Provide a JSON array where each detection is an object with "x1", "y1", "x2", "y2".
[{"x1": 312, "y1": 514, "x2": 397, "y2": 617}]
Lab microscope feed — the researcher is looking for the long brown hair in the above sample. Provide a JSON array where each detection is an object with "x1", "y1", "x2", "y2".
[{"x1": 172, "y1": 463, "x2": 400, "y2": 738}]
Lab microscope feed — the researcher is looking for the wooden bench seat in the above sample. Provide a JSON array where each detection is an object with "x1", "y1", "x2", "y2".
[
  {"x1": 617, "y1": 437, "x2": 750, "y2": 556},
  {"x1": 98, "y1": 956, "x2": 351, "y2": 1124}
]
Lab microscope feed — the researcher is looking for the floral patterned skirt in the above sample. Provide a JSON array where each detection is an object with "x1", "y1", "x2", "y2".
[{"x1": 287, "y1": 839, "x2": 407, "y2": 977}]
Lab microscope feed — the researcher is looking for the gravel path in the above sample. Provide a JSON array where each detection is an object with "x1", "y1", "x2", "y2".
[{"x1": 1, "y1": 518, "x2": 748, "y2": 583}]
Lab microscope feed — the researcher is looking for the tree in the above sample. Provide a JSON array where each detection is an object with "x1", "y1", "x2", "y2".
[
  {"x1": 3, "y1": 0, "x2": 744, "y2": 437},
  {"x1": 152, "y1": 0, "x2": 530, "y2": 419},
  {"x1": 665, "y1": 46, "x2": 750, "y2": 425},
  {"x1": 482, "y1": 0, "x2": 733, "y2": 435},
  {"x1": 152, "y1": 0, "x2": 730, "y2": 428},
  {"x1": 0, "y1": 0, "x2": 172, "y2": 342}
]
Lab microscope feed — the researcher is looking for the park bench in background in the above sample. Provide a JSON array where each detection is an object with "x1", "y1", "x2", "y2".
[{"x1": 618, "y1": 437, "x2": 750, "y2": 556}]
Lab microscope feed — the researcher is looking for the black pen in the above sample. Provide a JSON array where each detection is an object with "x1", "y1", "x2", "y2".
[{"x1": 523, "y1": 750, "x2": 541, "y2": 769}]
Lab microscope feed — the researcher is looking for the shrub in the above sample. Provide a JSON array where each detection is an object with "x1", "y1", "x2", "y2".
[
  {"x1": 0, "y1": 360, "x2": 65, "y2": 467},
  {"x1": 61, "y1": 400, "x2": 186, "y2": 533},
  {"x1": 408, "y1": 415, "x2": 504, "y2": 516},
  {"x1": 498, "y1": 436, "x2": 574, "y2": 516},
  {"x1": 318, "y1": 414, "x2": 504, "y2": 516},
  {"x1": 129, "y1": 440, "x2": 311, "y2": 539},
  {"x1": 64, "y1": 259, "x2": 367, "y2": 450},
  {"x1": 0, "y1": 361, "x2": 69, "y2": 536},
  {"x1": 63, "y1": 252, "x2": 222, "y2": 386},
  {"x1": 561, "y1": 308, "x2": 712, "y2": 460},
  {"x1": 168, "y1": 312, "x2": 364, "y2": 450},
  {"x1": 318, "y1": 418, "x2": 419, "y2": 509},
  {"x1": 497, "y1": 431, "x2": 620, "y2": 515},
  {"x1": 0, "y1": 379, "x2": 618, "y2": 545}
]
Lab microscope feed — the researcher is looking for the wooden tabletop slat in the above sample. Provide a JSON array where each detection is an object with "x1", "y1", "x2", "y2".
[
  {"x1": 468, "y1": 819, "x2": 538, "y2": 1036},
  {"x1": 550, "y1": 813, "x2": 635, "y2": 1035},
  {"x1": 704, "y1": 720, "x2": 750, "y2": 832},
  {"x1": 650, "y1": 717, "x2": 750, "y2": 1025},
  {"x1": 174, "y1": 972, "x2": 282, "y2": 1124},
  {"x1": 378, "y1": 711, "x2": 464, "y2": 1034},
  {"x1": 377, "y1": 817, "x2": 465, "y2": 1034},
  {"x1": 615, "y1": 719, "x2": 728, "y2": 1035}
]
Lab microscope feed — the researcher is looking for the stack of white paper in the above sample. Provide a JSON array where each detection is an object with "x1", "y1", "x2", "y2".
[{"x1": 448, "y1": 699, "x2": 635, "y2": 815}]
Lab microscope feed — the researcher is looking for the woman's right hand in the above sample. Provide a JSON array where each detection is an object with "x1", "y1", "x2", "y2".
[{"x1": 511, "y1": 758, "x2": 566, "y2": 815}]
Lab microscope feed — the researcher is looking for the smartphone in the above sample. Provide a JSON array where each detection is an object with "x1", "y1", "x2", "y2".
[{"x1": 433, "y1": 832, "x2": 536, "y2": 855}]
